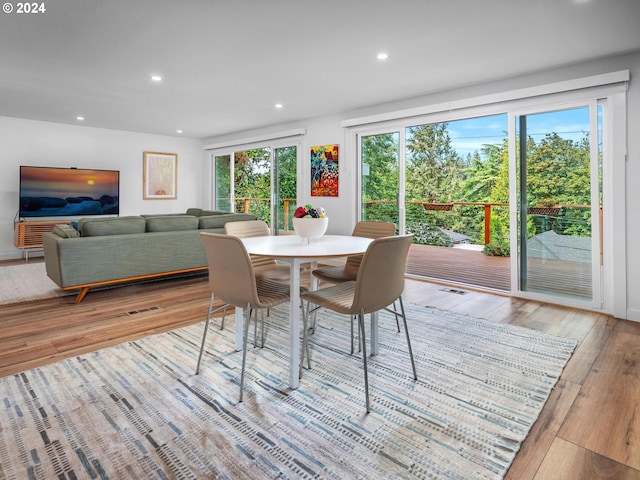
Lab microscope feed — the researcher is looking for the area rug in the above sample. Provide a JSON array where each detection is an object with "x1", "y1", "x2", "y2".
[
  {"x1": 0, "y1": 304, "x2": 577, "y2": 479},
  {"x1": 0, "y1": 262, "x2": 67, "y2": 305}
]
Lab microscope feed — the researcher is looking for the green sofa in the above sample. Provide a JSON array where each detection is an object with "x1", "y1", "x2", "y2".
[{"x1": 43, "y1": 209, "x2": 257, "y2": 303}]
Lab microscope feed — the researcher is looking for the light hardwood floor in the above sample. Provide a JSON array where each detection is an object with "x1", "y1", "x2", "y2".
[{"x1": 1, "y1": 260, "x2": 639, "y2": 479}]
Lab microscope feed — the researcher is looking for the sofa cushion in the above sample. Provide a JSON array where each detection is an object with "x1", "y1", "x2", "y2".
[
  {"x1": 200, "y1": 210, "x2": 227, "y2": 216},
  {"x1": 141, "y1": 213, "x2": 189, "y2": 218},
  {"x1": 198, "y1": 213, "x2": 257, "y2": 229},
  {"x1": 185, "y1": 208, "x2": 203, "y2": 216},
  {"x1": 78, "y1": 217, "x2": 147, "y2": 237},
  {"x1": 52, "y1": 224, "x2": 80, "y2": 238},
  {"x1": 146, "y1": 215, "x2": 199, "y2": 232}
]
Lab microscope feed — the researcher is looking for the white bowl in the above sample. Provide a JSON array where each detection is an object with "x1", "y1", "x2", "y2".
[{"x1": 292, "y1": 217, "x2": 328, "y2": 240}]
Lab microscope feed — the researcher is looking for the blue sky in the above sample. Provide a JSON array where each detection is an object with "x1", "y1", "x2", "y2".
[{"x1": 445, "y1": 107, "x2": 592, "y2": 158}]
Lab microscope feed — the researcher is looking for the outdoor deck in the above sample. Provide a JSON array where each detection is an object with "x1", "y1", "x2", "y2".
[
  {"x1": 406, "y1": 244, "x2": 592, "y2": 298},
  {"x1": 407, "y1": 244, "x2": 511, "y2": 292}
]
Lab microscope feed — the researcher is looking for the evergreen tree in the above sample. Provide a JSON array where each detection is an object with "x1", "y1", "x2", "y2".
[
  {"x1": 406, "y1": 123, "x2": 465, "y2": 202},
  {"x1": 361, "y1": 133, "x2": 399, "y2": 222}
]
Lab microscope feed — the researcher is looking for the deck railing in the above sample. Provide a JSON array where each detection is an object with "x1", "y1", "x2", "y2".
[
  {"x1": 234, "y1": 197, "x2": 594, "y2": 246},
  {"x1": 410, "y1": 201, "x2": 509, "y2": 246},
  {"x1": 234, "y1": 197, "x2": 297, "y2": 232}
]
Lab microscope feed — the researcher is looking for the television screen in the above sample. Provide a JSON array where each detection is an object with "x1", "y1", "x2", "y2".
[{"x1": 19, "y1": 166, "x2": 120, "y2": 217}]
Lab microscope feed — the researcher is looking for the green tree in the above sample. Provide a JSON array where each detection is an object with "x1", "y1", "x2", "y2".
[
  {"x1": 406, "y1": 123, "x2": 465, "y2": 202},
  {"x1": 356, "y1": 119, "x2": 593, "y2": 253},
  {"x1": 457, "y1": 142, "x2": 509, "y2": 245},
  {"x1": 525, "y1": 132, "x2": 592, "y2": 236},
  {"x1": 234, "y1": 148, "x2": 272, "y2": 222},
  {"x1": 405, "y1": 123, "x2": 466, "y2": 245},
  {"x1": 485, "y1": 139, "x2": 511, "y2": 252},
  {"x1": 232, "y1": 146, "x2": 299, "y2": 230},
  {"x1": 361, "y1": 133, "x2": 399, "y2": 223},
  {"x1": 276, "y1": 146, "x2": 297, "y2": 230}
]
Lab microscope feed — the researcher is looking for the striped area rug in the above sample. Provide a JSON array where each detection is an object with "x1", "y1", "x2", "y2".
[{"x1": 0, "y1": 304, "x2": 576, "y2": 479}]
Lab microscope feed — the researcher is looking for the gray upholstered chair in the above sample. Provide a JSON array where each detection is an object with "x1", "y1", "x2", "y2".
[
  {"x1": 196, "y1": 232, "x2": 291, "y2": 402},
  {"x1": 311, "y1": 221, "x2": 397, "y2": 353},
  {"x1": 299, "y1": 234, "x2": 417, "y2": 413}
]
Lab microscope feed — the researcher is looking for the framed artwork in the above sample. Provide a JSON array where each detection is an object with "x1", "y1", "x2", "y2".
[
  {"x1": 143, "y1": 151, "x2": 178, "y2": 200},
  {"x1": 310, "y1": 144, "x2": 339, "y2": 197}
]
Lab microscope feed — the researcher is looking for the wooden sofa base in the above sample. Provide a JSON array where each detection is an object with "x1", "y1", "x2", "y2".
[{"x1": 61, "y1": 266, "x2": 208, "y2": 303}]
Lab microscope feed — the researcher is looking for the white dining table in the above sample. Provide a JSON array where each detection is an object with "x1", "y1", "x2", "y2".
[{"x1": 238, "y1": 234, "x2": 374, "y2": 389}]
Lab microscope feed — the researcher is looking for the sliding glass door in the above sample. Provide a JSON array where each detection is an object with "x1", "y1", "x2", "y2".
[
  {"x1": 355, "y1": 106, "x2": 603, "y2": 306},
  {"x1": 360, "y1": 131, "x2": 401, "y2": 230},
  {"x1": 512, "y1": 104, "x2": 602, "y2": 305},
  {"x1": 349, "y1": 75, "x2": 628, "y2": 313},
  {"x1": 359, "y1": 115, "x2": 511, "y2": 245},
  {"x1": 212, "y1": 141, "x2": 299, "y2": 234}
]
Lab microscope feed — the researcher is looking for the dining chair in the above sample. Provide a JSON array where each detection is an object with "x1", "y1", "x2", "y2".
[
  {"x1": 311, "y1": 221, "x2": 397, "y2": 353},
  {"x1": 299, "y1": 234, "x2": 417, "y2": 413},
  {"x1": 224, "y1": 220, "x2": 292, "y2": 281},
  {"x1": 196, "y1": 232, "x2": 291, "y2": 402},
  {"x1": 225, "y1": 220, "x2": 300, "y2": 346},
  {"x1": 312, "y1": 221, "x2": 396, "y2": 284},
  {"x1": 199, "y1": 220, "x2": 283, "y2": 337}
]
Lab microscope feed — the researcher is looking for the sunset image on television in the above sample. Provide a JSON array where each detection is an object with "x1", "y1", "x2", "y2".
[{"x1": 19, "y1": 166, "x2": 120, "y2": 217}]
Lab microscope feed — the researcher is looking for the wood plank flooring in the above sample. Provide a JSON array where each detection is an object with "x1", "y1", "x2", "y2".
[
  {"x1": 407, "y1": 244, "x2": 511, "y2": 291},
  {"x1": 407, "y1": 244, "x2": 593, "y2": 299},
  {"x1": 1, "y1": 261, "x2": 639, "y2": 479}
]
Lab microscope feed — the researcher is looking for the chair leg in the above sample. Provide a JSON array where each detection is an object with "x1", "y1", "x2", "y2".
[
  {"x1": 253, "y1": 310, "x2": 258, "y2": 348},
  {"x1": 299, "y1": 301, "x2": 312, "y2": 378},
  {"x1": 220, "y1": 305, "x2": 227, "y2": 330},
  {"x1": 239, "y1": 304, "x2": 253, "y2": 403},
  {"x1": 350, "y1": 315, "x2": 354, "y2": 354},
  {"x1": 196, "y1": 293, "x2": 229, "y2": 374},
  {"x1": 310, "y1": 303, "x2": 318, "y2": 334},
  {"x1": 350, "y1": 315, "x2": 362, "y2": 354},
  {"x1": 304, "y1": 303, "x2": 320, "y2": 336},
  {"x1": 398, "y1": 296, "x2": 417, "y2": 380},
  {"x1": 195, "y1": 316, "x2": 211, "y2": 375},
  {"x1": 206, "y1": 293, "x2": 229, "y2": 330},
  {"x1": 251, "y1": 309, "x2": 266, "y2": 348},
  {"x1": 358, "y1": 310, "x2": 371, "y2": 414},
  {"x1": 311, "y1": 279, "x2": 322, "y2": 333},
  {"x1": 391, "y1": 301, "x2": 401, "y2": 333}
]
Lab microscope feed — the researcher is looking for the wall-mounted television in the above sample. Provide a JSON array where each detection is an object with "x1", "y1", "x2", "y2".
[{"x1": 19, "y1": 166, "x2": 120, "y2": 217}]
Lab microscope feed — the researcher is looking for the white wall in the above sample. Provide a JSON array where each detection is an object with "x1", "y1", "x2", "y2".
[
  {"x1": 301, "y1": 114, "x2": 354, "y2": 236},
  {"x1": 0, "y1": 117, "x2": 204, "y2": 260},
  {"x1": 202, "y1": 51, "x2": 640, "y2": 320}
]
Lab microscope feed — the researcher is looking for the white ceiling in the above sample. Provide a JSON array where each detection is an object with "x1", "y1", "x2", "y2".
[{"x1": 1, "y1": 0, "x2": 639, "y2": 139}]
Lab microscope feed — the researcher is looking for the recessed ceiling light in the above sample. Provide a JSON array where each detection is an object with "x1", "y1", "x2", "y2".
[
  {"x1": 275, "y1": 103, "x2": 284, "y2": 109},
  {"x1": 176, "y1": 129, "x2": 183, "y2": 134},
  {"x1": 150, "y1": 74, "x2": 163, "y2": 82},
  {"x1": 377, "y1": 52, "x2": 389, "y2": 61},
  {"x1": 76, "y1": 116, "x2": 84, "y2": 121}
]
